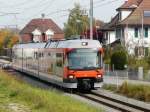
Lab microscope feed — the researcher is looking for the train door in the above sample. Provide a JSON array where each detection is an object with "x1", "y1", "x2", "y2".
[
  {"x1": 38, "y1": 49, "x2": 45, "y2": 73},
  {"x1": 30, "y1": 48, "x2": 39, "y2": 76},
  {"x1": 12, "y1": 48, "x2": 19, "y2": 69},
  {"x1": 22, "y1": 48, "x2": 27, "y2": 70},
  {"x1": 55, "y1": 51, "x2": 64, "y2": 77},
  {"x1": 45, "y1": 49, "x2": 53, "y2": 74}
]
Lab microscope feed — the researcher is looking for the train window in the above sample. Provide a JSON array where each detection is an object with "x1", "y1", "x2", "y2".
[
  {"x1": 56, "y1": 53, "x2": 62, "y2": 57},
  {"x1": 38, "y1": 52, "x2": 44, "y2": 58},
  {"x1": 48, "y1": 53, "x2": 51, "y2": 56},
  {"x1": 39, "y1": 53, "x2": 42, "y2": 58},
  {"x1": 34, "y1": 52, "x2": 38, "y2": 59},
  {"x1": 56, "y1": 59, "x2": 62, "y2": 67}
]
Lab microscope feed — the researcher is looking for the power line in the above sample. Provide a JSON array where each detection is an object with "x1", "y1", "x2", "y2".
[
  {"x1": 21, "y1": 0, "x2": 120, "y2": 21},
  {"x1": 80, "y1": 0, "x2": 107, "y2": 9},
  {"x1": 0, "y1": 12, "x2": 19, "y2": 16},
  {"x1": 15, "y1": 0, "x2": 55, "y2": 23},
  {"x1": 46, "y1": 9, "x2": 69, "y2": 16},
  {"x1": 3, "y1": 0, "x2": 122, "y2": 28},
  {"x1": 19, "y1": 0, "x2": 51, "y2": 13},
  {"x1": 0, "y1": 0, "x2": 37, "y2": 8},
  {"x1": 32, "y1": 0, "x2": 55, "y2": 17},
  {"x1": 94, "y1": 0, "x2": 120, "y2": 8}
]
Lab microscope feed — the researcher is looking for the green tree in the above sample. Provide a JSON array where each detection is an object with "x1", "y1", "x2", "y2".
[
  {"x1": 111, "y1": 50, "x2": 127, "y2": 70},
  {"x1": 64, "y1": 3, "x2": 89, "y2": 38}
]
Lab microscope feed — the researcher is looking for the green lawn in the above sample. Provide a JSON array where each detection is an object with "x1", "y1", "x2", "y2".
[{"x1": 0, "y1": 70, "x2": 102, "y2": 112}]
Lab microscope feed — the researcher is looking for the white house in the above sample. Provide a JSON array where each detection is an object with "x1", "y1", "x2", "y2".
[{"x1": 103, "y1": 0, "x2": 150, "y2": 56}]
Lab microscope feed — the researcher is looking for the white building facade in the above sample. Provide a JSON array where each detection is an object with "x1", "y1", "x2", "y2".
[{"x1": 103, "y1": 0, "x2": 150, "y2": 56}]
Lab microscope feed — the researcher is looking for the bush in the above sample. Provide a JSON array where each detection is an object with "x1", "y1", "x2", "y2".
[
  {"x1": 118, "y1": 82, "x2": 150, "y2": 102},
  {"x1": 111, "y1": 50, "x2": 127, "y2": 70},
  {"x1": 128, "y1": 56, "x2": 149, "y2": 69},
  {"x1": 145, "y1": 55, "x2": 150, "y2": 67}
]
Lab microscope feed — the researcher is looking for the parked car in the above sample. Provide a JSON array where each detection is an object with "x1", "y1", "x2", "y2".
[{"x1": 2, "y1": 63, "x2": 12, "y2": 69}]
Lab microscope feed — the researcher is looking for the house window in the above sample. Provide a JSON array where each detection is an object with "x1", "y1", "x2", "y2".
[
  {"x1": 33, "y1": 35, "x2": 41, "y2": 42},
  {"x1": 116, "y1": 28, "x2": 121, "y2": 38},
  {"x1": 144, "y1": 11, "x2": 150, "y2": 17},
  {"x1": 134, "y1": 28, "x2": 138, "y2": 38},
  {"x1": 145, "y1": 27, "x2": 148, "y2": 38}
]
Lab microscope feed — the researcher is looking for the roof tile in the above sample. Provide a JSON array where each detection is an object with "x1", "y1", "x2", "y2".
[
  {"x1": 119, "y1": 0, "x2": 150, "y2": 25},
  {"x1": 20, "y1": 18, "x2": 64, "y2": 34}
]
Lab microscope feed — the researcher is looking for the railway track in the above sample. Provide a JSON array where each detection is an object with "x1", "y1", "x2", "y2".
[
  {"x1": 2, "y1": 66, "x2": 150, "y2": 112},
  {"x1": 77, "y1": 91, "x2": 150, "y2": 112}
]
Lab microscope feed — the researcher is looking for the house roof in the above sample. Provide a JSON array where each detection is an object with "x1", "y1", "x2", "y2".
[
  {"x1": 119, "y1": 0, "x2": 150, "y2": 26},
  {"x1": 117, "y1": 0, "x2": 142, "y2": 10},
  {"x1": 20, "y1": 18, "x2": 64, "y2": 34}
]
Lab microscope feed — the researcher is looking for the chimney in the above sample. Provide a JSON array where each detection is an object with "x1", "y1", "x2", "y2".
[
  {"x1": 41, "y1": 13, "x2": 45, "y2": 20},
  {"x1": 125, "y1": 0, "x2": 128, "y2": 3}
]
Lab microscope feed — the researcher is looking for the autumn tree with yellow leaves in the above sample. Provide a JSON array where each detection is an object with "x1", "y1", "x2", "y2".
[{"x1": 0, "y1": 29, "x2": 19, "y2": 55}]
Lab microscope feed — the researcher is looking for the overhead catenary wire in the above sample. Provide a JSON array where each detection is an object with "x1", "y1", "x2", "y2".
[
  {"x1": 19, "y1": 0, "x2": 122, "y2": 24},
  {"x1": 31, "y1": 0, "x2": 55, "y2": 17},
  {"x1": 94, "y1": 0, "x2": 120, "y2": 8},
  {"x1": 48, "y1": 0, "x2": 122, "y2": 19},
  {"x1": 0, "y1": 0, "x2": 123, "y2": 29},
  {"x1": 0, "y1": 0, "x2": 37, "y2": 8},
  {"x1": 19, "y1": 0, "x2": 52, "y2": 13}
]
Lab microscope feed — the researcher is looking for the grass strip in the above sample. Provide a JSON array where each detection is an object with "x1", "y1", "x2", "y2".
[{"x1": 0, "y1": 70, "x2": 102, "y2": 112}]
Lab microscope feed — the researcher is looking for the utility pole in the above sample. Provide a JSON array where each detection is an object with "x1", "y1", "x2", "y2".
[
  {"x1": 41, "y1": 13, "x2": 45, "y2": 42},
  {"x1": 13, "y1": 13, "x2": 19, "y2": 34},
  {"x1": 141, "y1": 10, "x2": 144, "y2": 56},
  {"x1": 90, "y1": 0, "x2": 93, "y2": 40}
]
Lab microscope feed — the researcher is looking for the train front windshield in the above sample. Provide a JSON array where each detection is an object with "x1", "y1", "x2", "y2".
[{"x1": 68, "y1": 49, "x2": 102, "y2": 70}]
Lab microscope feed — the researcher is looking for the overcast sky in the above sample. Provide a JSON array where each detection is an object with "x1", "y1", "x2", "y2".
[{"x1": 0, "y1": 0, "x2": 125, "y2": 29}]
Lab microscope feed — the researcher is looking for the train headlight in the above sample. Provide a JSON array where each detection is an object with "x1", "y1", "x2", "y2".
[
  {"x1": 82, "y1": 42, "x2": 88, "y2": 46},
  {"x1": 68, "y1": 75, "x2": 74, "y2": 79},
  {"x1": 97, "y1": 74, "x2": 102, "y2": 78}
]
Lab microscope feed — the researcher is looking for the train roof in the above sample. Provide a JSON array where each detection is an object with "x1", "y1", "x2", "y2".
[
  {"x1": 13, "y1": 42, "x2": 46, "y2": 49},
  {"x1": 13, "y1": 39, "x2": 102, "y2": 49},
  {"x1": 53, "y1": 39, "x2": 102, "y2": 48}
]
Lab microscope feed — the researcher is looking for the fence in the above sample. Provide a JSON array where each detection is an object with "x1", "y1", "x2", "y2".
[{"x1": 104, "y1": 64, "x2": 150, "y2": 82}]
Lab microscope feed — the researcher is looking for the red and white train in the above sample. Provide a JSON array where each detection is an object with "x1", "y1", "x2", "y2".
[{"x1": 12, "y1": 39, "x2": 104, "y2": 90}]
